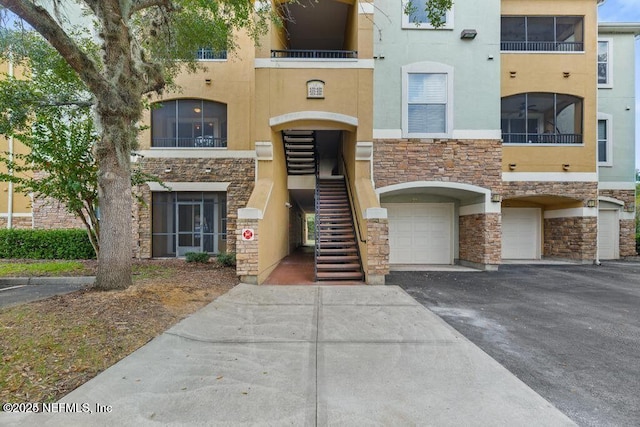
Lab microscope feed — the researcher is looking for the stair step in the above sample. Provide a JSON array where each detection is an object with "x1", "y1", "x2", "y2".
[
  {"x1": 316, "y1": 263, "x2": 361, "y2": 270},
  {"x1": 318, "y1": 241, "x2": 357, "y2": 248},
  {"x1": 316, "y1": 255, "x2": 359, "y2": 262},
  {"x1": 317, "y1": 249, "x2": 358, "y2": 255},
  {"x1": 317, "y1": 271, "x2": 363, "y2": 280}
]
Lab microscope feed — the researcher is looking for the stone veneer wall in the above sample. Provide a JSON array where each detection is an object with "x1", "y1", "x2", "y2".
[
  {"x1": 459, "y1": 213, "x2": 501, "y2": 267},
  {"x1": 365, "y1": 218, "x2": 389, "y2": 284},
  {"x1": 373, "y1": 139, "x2": 502, "y2": 191},
  {"x1": 599, "y1": 189, "x2": 637, "y2": 257},
  {"x1": 544, "y1": 217, "x2": 597, "y2": 261},
  {"x1": 236, "y1": 218, "x2": 259, "y2": 283},
  {"x1": 503, "y1": 181, "x2": 599, "y2": 202},
  {"x1": 137, "y1": 157, "x2": 255, "y2": 258},
  {"x1": 0, "y1": 216, "x2": 33, "y2": 229},
  {"x1": 374, "y1": 138, "x2": 502, "y2": 269},
  {"x1": 505, "y1": 181, "x2": 598, "y2": 262},
  {"x1": 32, "y1": 197, "x2": 85, "y2": 229}
]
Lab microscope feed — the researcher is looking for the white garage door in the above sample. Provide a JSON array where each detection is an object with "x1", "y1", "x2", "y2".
[
  {"x1": 598, "y1": 210, "x2": 619, "y2": 260},
  {"x1": 502, "y1": 208, "x2": 541, "y2": 259},
  {"x1": 383, "y1": 203, "x2": 453, "y2": 265}
]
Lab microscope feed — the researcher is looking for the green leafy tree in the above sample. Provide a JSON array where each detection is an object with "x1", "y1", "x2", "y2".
[{"x1": 0, "y1": 0, "x2": 272, "y2": 290}]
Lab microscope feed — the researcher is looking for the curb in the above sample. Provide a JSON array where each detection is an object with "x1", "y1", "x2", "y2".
[{"x1": 0, "y1": 277, "x2": 96, "y2": 286}]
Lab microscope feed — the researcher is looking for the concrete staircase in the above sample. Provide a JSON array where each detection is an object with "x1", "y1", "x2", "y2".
[{"x1": 315, "y1": 178, "x2": 364, "y2": 282}]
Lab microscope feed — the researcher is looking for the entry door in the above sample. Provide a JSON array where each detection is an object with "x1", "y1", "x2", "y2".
[
  {"x1": 384, "y1": 203, "x2": 453, "y2": 265},
  {"x1": 502, "y1": 208, "x2": 541, "y2": 259},
  {"x1": 598, "y1": 210, "x2": 619, "y2": 260},
  {"x1": 177, "y1": 203, "x2": 203, "y2": 256}
]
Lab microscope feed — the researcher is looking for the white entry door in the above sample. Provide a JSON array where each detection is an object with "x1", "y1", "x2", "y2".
[
  {"x1": 502, "y1": 208, "x2": 541, "y2": 259},
  {"x1": 384, "y1": 203, "x2": 453, "y2": 265},
  {"x1": 598, "y1": 210, "x2": 619, "y2": 260}
]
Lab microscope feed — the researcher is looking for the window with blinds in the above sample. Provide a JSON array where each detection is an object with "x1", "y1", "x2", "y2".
[{"x1": 407, "y1": 73, "x2": 447, "y2": 134}]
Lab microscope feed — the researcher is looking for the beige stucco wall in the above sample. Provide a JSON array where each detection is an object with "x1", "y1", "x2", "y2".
[
  {"x1": 138, "y1": 32, "x2": 255, "y2": 151},
  {"x1": 501, "y1": 0, "x2": 599, "y2": 173},
  {"x1": 253, "y1": 131, "x2": 291, "y2": 283}
]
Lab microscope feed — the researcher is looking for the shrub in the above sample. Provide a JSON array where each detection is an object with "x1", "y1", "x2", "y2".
[
  {"x1": 0, "y1": 229, "x2": 95, "y2": 259},
  {"x1": 185, "y1": 252, "x2": 210, "y2": 263},
  {"x1": 216, "y1": 252, "x2": 236, "y2": 267}
]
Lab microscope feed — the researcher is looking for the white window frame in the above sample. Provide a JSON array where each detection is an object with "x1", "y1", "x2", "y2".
[
  {"x1": 402, "y1": 62, "x2": 454, "y2": 138},
  {"x1": 597, "y1": 113, "x2": 613, "y2": 166},
  {"x1": 598, "y1": 38, "x2": 613, "y2": 89},
  {"x1": 402, "y1": 0, "x2": 454, "y2": 30}
]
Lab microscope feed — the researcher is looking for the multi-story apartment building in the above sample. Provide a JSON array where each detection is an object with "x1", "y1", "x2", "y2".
[
  {"x1": 596, "y1": 22, "x2": 639, "y2": 259},
  {"x1": 1, "y1": 0, "x2": 636, "y2": 285},
  {"x1": 499, "y1": 0, "x2": 601, "y2": 262}
]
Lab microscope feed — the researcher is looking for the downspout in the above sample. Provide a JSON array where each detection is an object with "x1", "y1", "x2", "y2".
[{"x1": 6, "y1": 52, "x2": 14, "y2": 229}]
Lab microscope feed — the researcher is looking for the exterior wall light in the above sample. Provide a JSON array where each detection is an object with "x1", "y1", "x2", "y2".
[
  {"x1": 562, "y1": 164, "x2": 571, "y2": 171},
  {"x1": 164, "y1": 167, "x2": 172, "y2": 173},
  {"x1": 491, "y1": 194, "x2": 503, "y2": 203},
  {"x1": 563, "y1": 72, "x2": 571, "y2": 78},
  {"x1": 509, "y1": 71, "x2": 517, "y2": 78},
  {"x1": 205, "y1": 79, "x2": 212, "y2": 85},
  {"x1": 204, "y1": 167, "x2": 212, "y2": 173},
  {"x1": 509, "y1": 163, "x2": 517, "y2": 170},
  {"x1": 586, "y1": 199, "x2": 596, "y2": 208},
  {"x1": 460, "y1": 29, "x2": 477, "y2": 40}
]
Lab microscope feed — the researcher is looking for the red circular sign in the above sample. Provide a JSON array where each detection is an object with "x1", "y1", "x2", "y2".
[{"x1": 242, "y1": 229, "x2": 254, "y2": 240}]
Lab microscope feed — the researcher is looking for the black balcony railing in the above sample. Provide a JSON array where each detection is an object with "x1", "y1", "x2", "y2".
[
  {"x1": 271, "y1": 49, "x2": 358, "y2": 59},
  {"x1": 501, "y1": 41, "x2": 584, "y2": 52},
  {"x1": 502, "y1": 133, "x2": 583, "y2": 144},
  {"x1": 152, "y1": 137, "x2": 227, "y2": 148}
]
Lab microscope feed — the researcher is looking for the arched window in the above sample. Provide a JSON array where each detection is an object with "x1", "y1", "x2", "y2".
[
  {"x1": 151, "y1": 99, "x2": 227, "y2": 148},
  {"x1": 501, "y1": 93, "x2": 583, "y2": 144}
]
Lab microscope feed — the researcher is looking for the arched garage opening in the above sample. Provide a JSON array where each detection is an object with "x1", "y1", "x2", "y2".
[{"x1": 377, "y1": 181, "x2": 499, "y2": 270}]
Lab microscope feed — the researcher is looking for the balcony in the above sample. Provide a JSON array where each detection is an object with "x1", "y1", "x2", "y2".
[
  {"x1": 152, "y1": 137, "x2": 227, "y2": 148},
  {"x1": 271, "y1": 49, "x2": 357, "y2": 59},
  {"x1": 502, "y1": 133, "x2": 582, "y2": 144},
  {"x1": 500, "y1": 41, "x2": 583, "y2": 52}
]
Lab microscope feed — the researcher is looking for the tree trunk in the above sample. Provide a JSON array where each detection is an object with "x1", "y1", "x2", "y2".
[{"x1": 94, "y1": 120, "x2": 133, "y2": 290}]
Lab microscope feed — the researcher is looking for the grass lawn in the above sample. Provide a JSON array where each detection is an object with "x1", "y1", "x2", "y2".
[{"x1": 0, "y1": 259, "x2": 238, "y2": 404}]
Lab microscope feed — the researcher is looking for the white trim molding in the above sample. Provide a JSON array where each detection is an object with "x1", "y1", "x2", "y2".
[
  {"x1": 255, "y1": 59, "x2": 374, "y2": 69},
  {"x1": 255, "y1": 141, "x2": 273, "y2": 160},
  {"x1": 0, "y1": 213, "x2": 32, "y2": 218},
  {"x1": 460, "y1": 202, "x2": 501, "y2": 216},
  {"x1": 138, "y1": 149, "x2": 256, "y2": 159},
  {"x1": 597, "y1": 112, "x2": 613, "y2": 166},
  {"x1": 598, "y1": 181, "x2": 636, "y2": 190},
  {"x1": 238, "y1": 207, "x2": 263, "y2": 220},
  {"x1": 502, "y1": 172, "x2": 598, "y2": 182},
  {"x1": 269, "y1": 111, "x2": 358, "y2": 128},
  {"x1": 364, "y1": 207, "x2": 387, "y2": 219},
  {"x1": 598, "y1": 196, "x2": 625, "y2": 206},
  {"x1": 355, "y1": 142, "x2": 373, "y2": 161},
  {"x1": 544, "y1": 207, "x2": 598, "y2": 219},
  {"x1": 147, "y1": 182, "x2": 230, "y2": 192},
  {"x1": 377, "y1": 181, "x2": 499, "y2": 213},
  {"x1": 402, "y1": 61, "x2": 454, "y2": 139}
]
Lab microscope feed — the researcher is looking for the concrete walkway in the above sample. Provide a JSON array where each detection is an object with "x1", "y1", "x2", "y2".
[{"x1": 3, "y1": 284, "x2": 575, "y2": 426}]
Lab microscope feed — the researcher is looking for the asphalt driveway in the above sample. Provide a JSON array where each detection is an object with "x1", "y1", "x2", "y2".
[{"x1": 389, "y1": 262, "x2": 640, "y2": 427}]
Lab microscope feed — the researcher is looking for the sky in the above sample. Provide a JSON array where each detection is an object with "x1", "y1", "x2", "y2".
[{"x1": 598, "y1": 0, "x2": 640, "y2": 169}]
